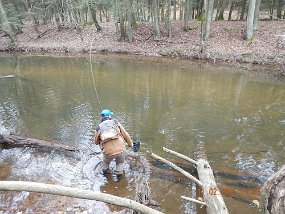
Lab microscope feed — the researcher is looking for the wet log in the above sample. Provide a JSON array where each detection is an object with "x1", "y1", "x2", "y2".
[
  {"x1": 0, "y1": 133, "x2": 79, "y2": 157},
  {"x1": 0, "y1": 181, "x2": 163, "y2": 214},
  {"x1": 196, "y1": 158, "x2": 229, "y2": 214},
  {"x1": 261, "y1": 165, "x2": 285, "y2": 214}
]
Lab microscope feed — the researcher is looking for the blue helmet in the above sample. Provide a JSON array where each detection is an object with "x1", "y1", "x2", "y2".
[{"x1": 101, "y1": 109, "x2": 114, "y2": 117}]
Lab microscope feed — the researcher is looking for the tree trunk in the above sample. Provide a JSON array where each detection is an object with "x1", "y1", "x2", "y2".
[
  {"x1": 0, "y1": 0, "x2": 16, "y2": 43},
  {"x1": 217, "y1": 0, "x2": 227, "y2": 20},
  {"x1": 166, "y1": 0, "x2": 172, "y2": 38},
  {"x1": 89, "y1": 1, "x2": 102, "y2": 31},
  {"x1": 269, "y1": 0, "x2": 275, "y2": 19},
  {"x1": 196, "y1": 0, "x2": 204, "y2": 19},
  {"x1": 240, "y1": 0, "x2": 247, "y2": 20},
  {"x1": 245, "y1": 0, "x2": 256, "y2": 40},
  {"x1": 131, "y1": 11, "x2": 137, "y2": 29},
  {"x1": 114, "y1": 0, "x2": 120, "y2": 40},
  {"x1": 173, "y1": 0, "x2": 177, "y2": 20},
  {"x1": 184, "y1": 0, "x2": 190, "y2": 31},
  {"x1": 119, "y1": 13, "x2": 126, "y2": 41},
  {"x1": 228, "y1": 0, "x2": 236, "y2": 20},
  {"x1": 99, "y1": 4, "x2": 103, "y2": 22},
  {"x1": 204, "y1": 0, "x2": 215, "y2": 40},
  {"x1": 179, "y1": 0, "x2": 184, "y2": 20},
  {"x1": 153, "y1": 0, "x2": 161, "y2": 41},
  {"x1": 160, "y1": 2, "x2": 165, "y2": 22},
  {"x1": 189, "y1": 0, "x2": 193, "y2": 20},
  {"x1": 127, "y1": 0, "x2": 133, "y2": 42},
  {"x1": 253, "y1": 0, "x2": 261, "y2": 31},
  {"x1": 183, "y1": 0, "x2": 193, "y2": 30},
  {"x1": 117, "y1": 0, "x2": 126, "y2": 41},
  {"x1": 277, "y1": 0, "x2": 284, "y2": 18}
]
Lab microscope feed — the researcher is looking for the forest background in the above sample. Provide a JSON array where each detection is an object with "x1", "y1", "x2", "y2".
[{"x1": 0, "y1": 0, "x2": 285, "y2": 65}]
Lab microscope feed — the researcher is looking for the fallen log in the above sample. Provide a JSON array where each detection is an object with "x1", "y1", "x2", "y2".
[
  {"x1": 0, "y1": 181, "x2": 163, "y2": 214},
  {"x1": 0, "y1": 133, "x2": 80, "y2": 158},
  {"x1": 261, "y1": 165, "x2": 285, "y2": 214},
  {"x1": 196, "y1": 158, "x2": 229, "y2": 214}
]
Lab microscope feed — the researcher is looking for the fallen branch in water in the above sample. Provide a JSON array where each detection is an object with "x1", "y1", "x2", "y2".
[
  {"x1": 162, "y1": 147, "x2": 198, "y2": 165},
  {"x1": 181, "y1": 195, "x2": 206, "y2": 206},
  {"x1": 0, "y1": 181, "x2": 163, "y2": 214},
  {"x1": 0, "y1": 133, "x2": 79, "y2": 158},
  {"x1": 150, "y1": 153, "x2": 203, "y2": 187}
]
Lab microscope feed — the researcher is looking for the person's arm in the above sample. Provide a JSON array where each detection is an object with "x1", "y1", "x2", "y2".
[
  {"x1": 94, "y1": 126, "x2": 100, "y2": 145},
  {"x1": 118, "y1": 123, "x2": 133, "y2": 147}
]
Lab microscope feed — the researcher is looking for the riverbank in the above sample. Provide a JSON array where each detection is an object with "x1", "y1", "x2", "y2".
[{"x1": 0, "y1": 20, "x2": 285, "y2": 65}]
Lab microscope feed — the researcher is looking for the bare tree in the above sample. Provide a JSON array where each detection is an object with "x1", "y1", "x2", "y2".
[
  {"x1": 245, "y1": 0, "x2": 257, "y2": 40},
  {"x1": 240, "y1": 0, "x2": 247, "y2": 20},
  {"x1": 228, "y1": 0, "x2": 236, "y2": 20},
  {"x1": 253, "y1": 0, "x2": 260, "y2": 31},
  {"x1": 184, "y1": 0, "x2": 193, "y2": 31},
  {"x1": 0, "y1": 0, "x2": 15, "y2": 43},
  {"x1": 89, "y1": 0, "x2": 102, "y2": 31},
  {"x1": 126, "y1": 0, "x2": 133, "y2": 42},
  {"x1": 277, "y1": 0, "x2": 284, "y2": 18},
  {"x1": 165, "y1": 0, "x2": 172, "y2": 38},
  {"x1": 204, "y1": 0, "x2": 215, "y2": 40},
  {"x1": 153, "y1": 0, "x2": 161, "y2": 41}
]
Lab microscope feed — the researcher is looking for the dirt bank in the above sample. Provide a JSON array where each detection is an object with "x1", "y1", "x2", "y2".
[{"x1": 0, "y1": 20, "x2": 285, "y2": 65}]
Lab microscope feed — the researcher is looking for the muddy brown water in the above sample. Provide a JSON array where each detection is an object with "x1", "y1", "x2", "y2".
[{"x1": 0, "y1": 53, "x2": 285, "y2": 214}]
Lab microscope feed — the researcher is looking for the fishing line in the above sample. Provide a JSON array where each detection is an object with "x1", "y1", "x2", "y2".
[{"x1": 89, "y1": 41, "x2": 103, "y2": 110}]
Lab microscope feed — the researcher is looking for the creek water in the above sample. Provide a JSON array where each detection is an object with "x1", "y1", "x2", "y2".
[{"x1": 0, "y1": 53, "x2": 284, "y2": 214}]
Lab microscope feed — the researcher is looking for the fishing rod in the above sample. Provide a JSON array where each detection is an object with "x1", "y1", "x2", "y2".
[{"x1": 89, "y1": 40, "x2": 103, "y2": 111}]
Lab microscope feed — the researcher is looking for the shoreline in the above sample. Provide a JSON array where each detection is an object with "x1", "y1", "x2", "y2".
[{"x1": 0, "y1": 20, "x2": 284, "y2": 67}]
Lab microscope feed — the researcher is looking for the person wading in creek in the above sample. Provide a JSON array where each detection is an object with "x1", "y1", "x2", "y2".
[{"x1": 94, "y1": 109, "x2": 133, "y2": 176}]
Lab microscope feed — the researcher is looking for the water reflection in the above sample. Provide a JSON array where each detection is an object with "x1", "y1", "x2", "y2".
[{"x1": 0, "y1": 54, "x2": 284, "y2": 213}]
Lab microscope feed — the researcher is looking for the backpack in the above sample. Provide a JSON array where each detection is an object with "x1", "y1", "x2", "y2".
[{"x1": 98, "y1": 119, "x2": 120, "y2": 143}]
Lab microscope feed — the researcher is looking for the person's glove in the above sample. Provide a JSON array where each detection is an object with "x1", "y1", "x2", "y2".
[{"x1": 132, "y1": 140, "x2": 141, "y2": 152}]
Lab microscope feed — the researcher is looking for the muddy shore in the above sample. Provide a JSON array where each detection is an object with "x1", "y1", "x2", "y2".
[{"x1": 0, "y1": 20, "x2": 284, "y2": 66}]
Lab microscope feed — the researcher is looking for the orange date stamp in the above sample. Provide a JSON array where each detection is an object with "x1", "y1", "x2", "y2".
[{"x1": 197, "y1": 187, "x2": 260, "y2": 197}]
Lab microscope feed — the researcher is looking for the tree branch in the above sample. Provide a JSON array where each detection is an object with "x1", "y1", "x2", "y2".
[
  {"x1": 162, "y1": 147, "x2": 198, "y2": 165},
  {"x1": 181, "y1": 195, "x2": 207, "y2": 206},
  {"x1": 0, "y1": 181, "x2": 163, "y2": 214},
  {"x1": 150, "y1": 153, "x2": 203, "y2": 187}
]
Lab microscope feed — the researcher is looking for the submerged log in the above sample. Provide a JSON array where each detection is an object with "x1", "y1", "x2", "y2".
[
  {"x1": 0, "y1": 181, "x2": 163, "y2": 214},
  {"x1": 0, "y1": 133, "x2": 80, "y2": 157},
  {"x1": 261, "y1": 165, "x2": 285, "y2": 214}
]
